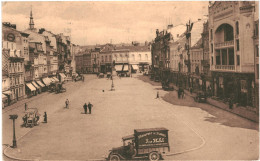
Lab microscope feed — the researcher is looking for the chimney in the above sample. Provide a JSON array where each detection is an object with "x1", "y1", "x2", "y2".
[{"x1": 39, "y1": 28, "x2": 45, "y2": 34}]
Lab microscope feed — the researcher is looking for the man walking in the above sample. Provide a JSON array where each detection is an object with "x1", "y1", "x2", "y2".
[
  {"x1": 43, "y1": 112, "x2": 47, "y2": 123},
  {"x1": 65, "y1": 99, "x2": 69, "y2": 109},
  {"x1": 25, "y1": 103, "x2": 27, "y2": 111},
  {"x1": 88, "y1": 102, "x2": 93, "y2": 114},
  {"x1": 83, "y1": 103, "x2": 88, "y2": 114}
]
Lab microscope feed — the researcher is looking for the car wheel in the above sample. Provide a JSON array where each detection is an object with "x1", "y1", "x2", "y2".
[
  {"x1": 109, "y1": 154, "x2": 120, "y2": 161},
  {"x1": 149, "y1": 152, "x2": 159, "y2": 161}
]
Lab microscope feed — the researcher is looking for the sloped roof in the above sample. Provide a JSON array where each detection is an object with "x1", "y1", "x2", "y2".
[
  {"x1": 191, "y1": 37, "x2": 202, "y2": 49},
  {"x1": 190, "y1": 19, "x2": 206, "y2": 47},
  {"x1": 167, "y1": 24, "x2": 186, "y2": 42}
]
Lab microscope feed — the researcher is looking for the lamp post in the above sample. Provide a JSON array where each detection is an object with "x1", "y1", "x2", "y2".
[
  {"x1": 9, "y1": 114, "x2": 18, "y2": 148},
  {"x1": 111, "y1": 75, "x2": 115, "y2": 91}
]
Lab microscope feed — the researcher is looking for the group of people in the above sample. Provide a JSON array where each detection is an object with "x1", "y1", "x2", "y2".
[
  {"x1": 65, "y1": 99, "x2": 94, "y2": 114},
  {"x1": 83, "y1": 102, "x2": 93, "y2": 114}
]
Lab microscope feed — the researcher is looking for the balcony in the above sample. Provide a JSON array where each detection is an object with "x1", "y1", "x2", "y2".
[
  {"x1": 214, "y1": 40, "x2": 234, "y2": 48},
  {"x1": 215, "y1": 65, "x2": 235, "y2": 71}
]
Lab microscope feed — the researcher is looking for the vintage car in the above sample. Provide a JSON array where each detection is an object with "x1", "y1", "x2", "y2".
[
  {"x1": 107, "y1": 127, "x2": 170, "y2": 161},
  {"x1": 194, "y1": 91, "x2": 207, "y2": 103},
  {"x1": 49, "y1": 82, "x2": 56, "y2": 92},
  {"x1": 22, "y1": 108, "x2": 40, "y2": 128},
  {"x1": 107, "y1": 72, "x2": 112, "y2": 78},
  {"x1": 98, "y1": 73, "x2": 105, "y2": 78},
  {"x1": 161, "y1": 80, "x2": 174, "y2": 91},
  {"x1": 56, "y1": 83, "x2": 66, "y2": 93}
]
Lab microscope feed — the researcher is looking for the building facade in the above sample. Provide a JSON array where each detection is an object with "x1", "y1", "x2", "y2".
[{"x1": 209, "y1": 1, "x2": 257, "y2": 108}]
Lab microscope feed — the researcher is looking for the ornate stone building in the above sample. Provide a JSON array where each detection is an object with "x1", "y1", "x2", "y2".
[{"x1": 209, "y1": 1, "x2": 258, "y2": 108}]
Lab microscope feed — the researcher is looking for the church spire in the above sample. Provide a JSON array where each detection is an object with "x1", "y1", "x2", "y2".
[{"x1": 29, "y1": 6, "x2": 34, "y2": 30}]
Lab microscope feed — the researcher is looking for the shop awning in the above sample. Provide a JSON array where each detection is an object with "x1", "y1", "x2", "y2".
[
  {"x1": 132, "y1": 64, "x2": 139, "y2": 70},
  {"x1": 32, "y1": 81, "x2": 40, "y2": 89},
  {"x1": 36, "y1": 81, "x2": 45, "y2": 88},
  {"x1": 3, "y1": 90, "x2": 12, "y2": 95},
  {"x1": 52, "y1": 77, "x2": 59, "y2": 82},
  {"x1": 115, "y1": 65, "x2": 123, "y2": 71},
  {"x1": 123, "y1": 65, "x2": 129, "y2": 71},
  {"x1": 59, "y1": 73, "x2": 66, "y2": 78},
  {"x1": 50, "y1": 78, "x2": 56, "y2": 83},
  {"x1": 2, "y1": 94, "x2": 7, "y2": 99},
  {"x1": 42, "y1": 78, "x2": 51, "y2": 86},
  {"x1": 26, "y1": 83, "x2": 36, "y2": 91}
]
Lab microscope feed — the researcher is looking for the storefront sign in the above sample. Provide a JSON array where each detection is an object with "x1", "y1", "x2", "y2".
[{"x1": 7, "y1": 33, "x2": 15, "y2": 42}]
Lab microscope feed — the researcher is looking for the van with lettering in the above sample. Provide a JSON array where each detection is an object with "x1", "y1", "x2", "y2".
[{"x1": 107, "y1": 127, "x2": 170, "y2": 161}]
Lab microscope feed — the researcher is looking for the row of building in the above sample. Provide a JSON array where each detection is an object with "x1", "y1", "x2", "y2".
[
  {"x1": 2, "y1": 10, "x2": 81, "y2": 107},
  {"x1": 151, "y1": 1, "x2": 259, "y2": 113},
  {"x1": 75, "y1": 42, "x2": 152, "y2": 76}
]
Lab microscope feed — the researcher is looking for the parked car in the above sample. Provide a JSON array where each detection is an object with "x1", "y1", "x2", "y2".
[
  {"x1": 98, "y1": 73, "x2": 105, "y2": 78},
  {"x1": 194, "y1": 91, "x2": 207, "y2": 103},
  {"x1": 22, "y1": 108, "x2": 40, "y2": 128},
  {"x1": 107, "y1": 127, "x2": 170, "y2": 161}
]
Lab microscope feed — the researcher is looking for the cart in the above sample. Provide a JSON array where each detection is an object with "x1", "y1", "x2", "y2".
[{"x1": 22, "y1": 108, "x2": 40, "y2": 128}]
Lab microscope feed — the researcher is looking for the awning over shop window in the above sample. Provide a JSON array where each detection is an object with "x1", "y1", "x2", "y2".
[
  {"x1": 52, "y1": 77, "x2": 59, "y2": 82},
  {"x1": 36, "y1": 81, "x2": 45, "y2": 88},
  {"x1": 115, "y1": 65, "x2": 123, "y2": 71},
  {"x1": 2, "y1": 94, "x2": 7, "y2": 99},
  {"x1": 3, "y1": 90, "x2": 12, "y2": 95},
  {"x1": 59, "y1": 73, "x2": 66, "y2": 78},
  {"x1": 42, "y1": 78, "x2": 51, "y2": 86},
  {"x1": 132, "y1": 65, "x2": 139, "y2": 70},
  {"x1": 50, "y1": 78, "x2": 56, "y2": 83},
  {"x1": 26, "y1": 83, "x2": 36, "y2": 91},
  {"x1": 32, "y1": 81, "x2": 40, "y2": 89},
  {"x1": 123, "y1": 65, "x2": 129, "y2": 71}
]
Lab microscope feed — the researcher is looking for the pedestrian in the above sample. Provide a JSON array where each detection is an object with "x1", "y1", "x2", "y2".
[
  {"x1": 156, "y1": 91, "x2": 159, "y2": 99},
  {"x1": 44, "y1": 112, "x2": 47, "y2": 123},
  {"x1": 177, "y1": 89, "x2": 180, "y2": 99},
  {"x1": 25, "y1": 103, "x2": 27, "y2": 111},
  {"x1": 83, "y1": 103, "x2": 88, "y2": 114},
  {"x1": 65, "y1": 99, "x2": 69, "y2": 109},
  {"x1": 190, "y1": 87, "x2": 193, "y2": 94},
  {"x1": 88, "y1": 102, "x2": 93, "y2": 114}
]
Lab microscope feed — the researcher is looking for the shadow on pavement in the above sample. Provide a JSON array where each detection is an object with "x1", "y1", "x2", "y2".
[{"x1": 137, "y1": 75, "x2": 259, "y2": 131}]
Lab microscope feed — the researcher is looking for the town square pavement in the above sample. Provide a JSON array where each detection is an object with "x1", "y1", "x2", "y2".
[{"x1": 2, "y1": 74, "x2": 259, "y2": 160}]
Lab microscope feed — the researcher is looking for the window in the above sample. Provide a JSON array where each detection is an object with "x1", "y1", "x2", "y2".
[
  {"x1": 211, "y1": 56, "x2": 213, "y2": 65},
  {"x1": 236, "y1": 39, "x2": 239, "y2": 51},
  {"x1": 256, "y1": 45, "x2": 259, "y2": 57},
  {"x1": 257, "y1": 64, "x2": 259, "y2": 79},
  {"x1": 210, "y1": 29, "x2": 213, "y2": 40},
  {"x1": 237, "y1": 55, "x2": 240, "y2": 65},
  {"x1": 211, "y1": 44, "x2": 213, "y2": 53},
  {"x1": 236, "y1": 21, "x2": 239, "y2": 35},
  {"x1": 255, "y1": 23, "x2": 259, "y2": 37}
]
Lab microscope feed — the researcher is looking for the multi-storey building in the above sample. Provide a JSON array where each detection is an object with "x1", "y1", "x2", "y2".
[
  {"x1": 209, "y1": 1, "x2": 258, "y2": 108},
  {"x1": 99, "y1": 44, "x2": 113, "y2": 73},
  {"x1": 75, "y1": 53, "x2": 84, "y2": 73},
  {"x1": 91, "y1": 48, "x2": 100, "y2": 73},
  {"x1": 2, "y1": 23, "x2": 26, "y2": 104}
]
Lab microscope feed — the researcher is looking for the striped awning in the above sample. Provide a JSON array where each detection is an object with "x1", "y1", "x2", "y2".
[
  {"x1": 26, "y1": 83, "x2": 36, "y2": 91},
  {"x1": 32, "y1": 81, "x2": 40, "y2": 89},
  {"x1": 36, "y1": 81, "x2": 45, "y2": 88},
  {"x1": 52, "y1": 77, "x2": 59, "y2": 82},
  {"x1": 42, "y1": 78, "x2": 51, "y2": 86}
]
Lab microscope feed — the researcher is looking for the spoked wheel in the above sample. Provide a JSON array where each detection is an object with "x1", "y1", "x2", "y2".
[
  {"x1": 149, "y1": 152, "x2": 159, "y2": 161},
  {"x1": 109, "y1": 155, "x2": 120, "y2": 161}
]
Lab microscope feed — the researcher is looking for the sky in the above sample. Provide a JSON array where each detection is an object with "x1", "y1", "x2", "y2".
[{"x1": 2, "y1": 1, "x2": 209, "y2": 46}]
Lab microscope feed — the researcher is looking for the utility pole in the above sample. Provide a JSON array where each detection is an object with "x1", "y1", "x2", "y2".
[{"x1": 185, "y1": 20, "x2": 193, "y2": 88}]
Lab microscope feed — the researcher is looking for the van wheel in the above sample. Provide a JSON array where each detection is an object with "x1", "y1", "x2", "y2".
[
  {"x1": 110, "y1": 154, "x2": 120, "y2": 161},
  {"x1": 149, "y1": 152, "x2": 159, "y2": 161}
]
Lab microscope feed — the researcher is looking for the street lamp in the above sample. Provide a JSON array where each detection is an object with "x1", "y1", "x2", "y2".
[
  {"x1": 111, "y1": 76, "x2": 115, "y2": 91},
  {"x1": 9, "y1": 114, "x2": 18, "y2": 148}
]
